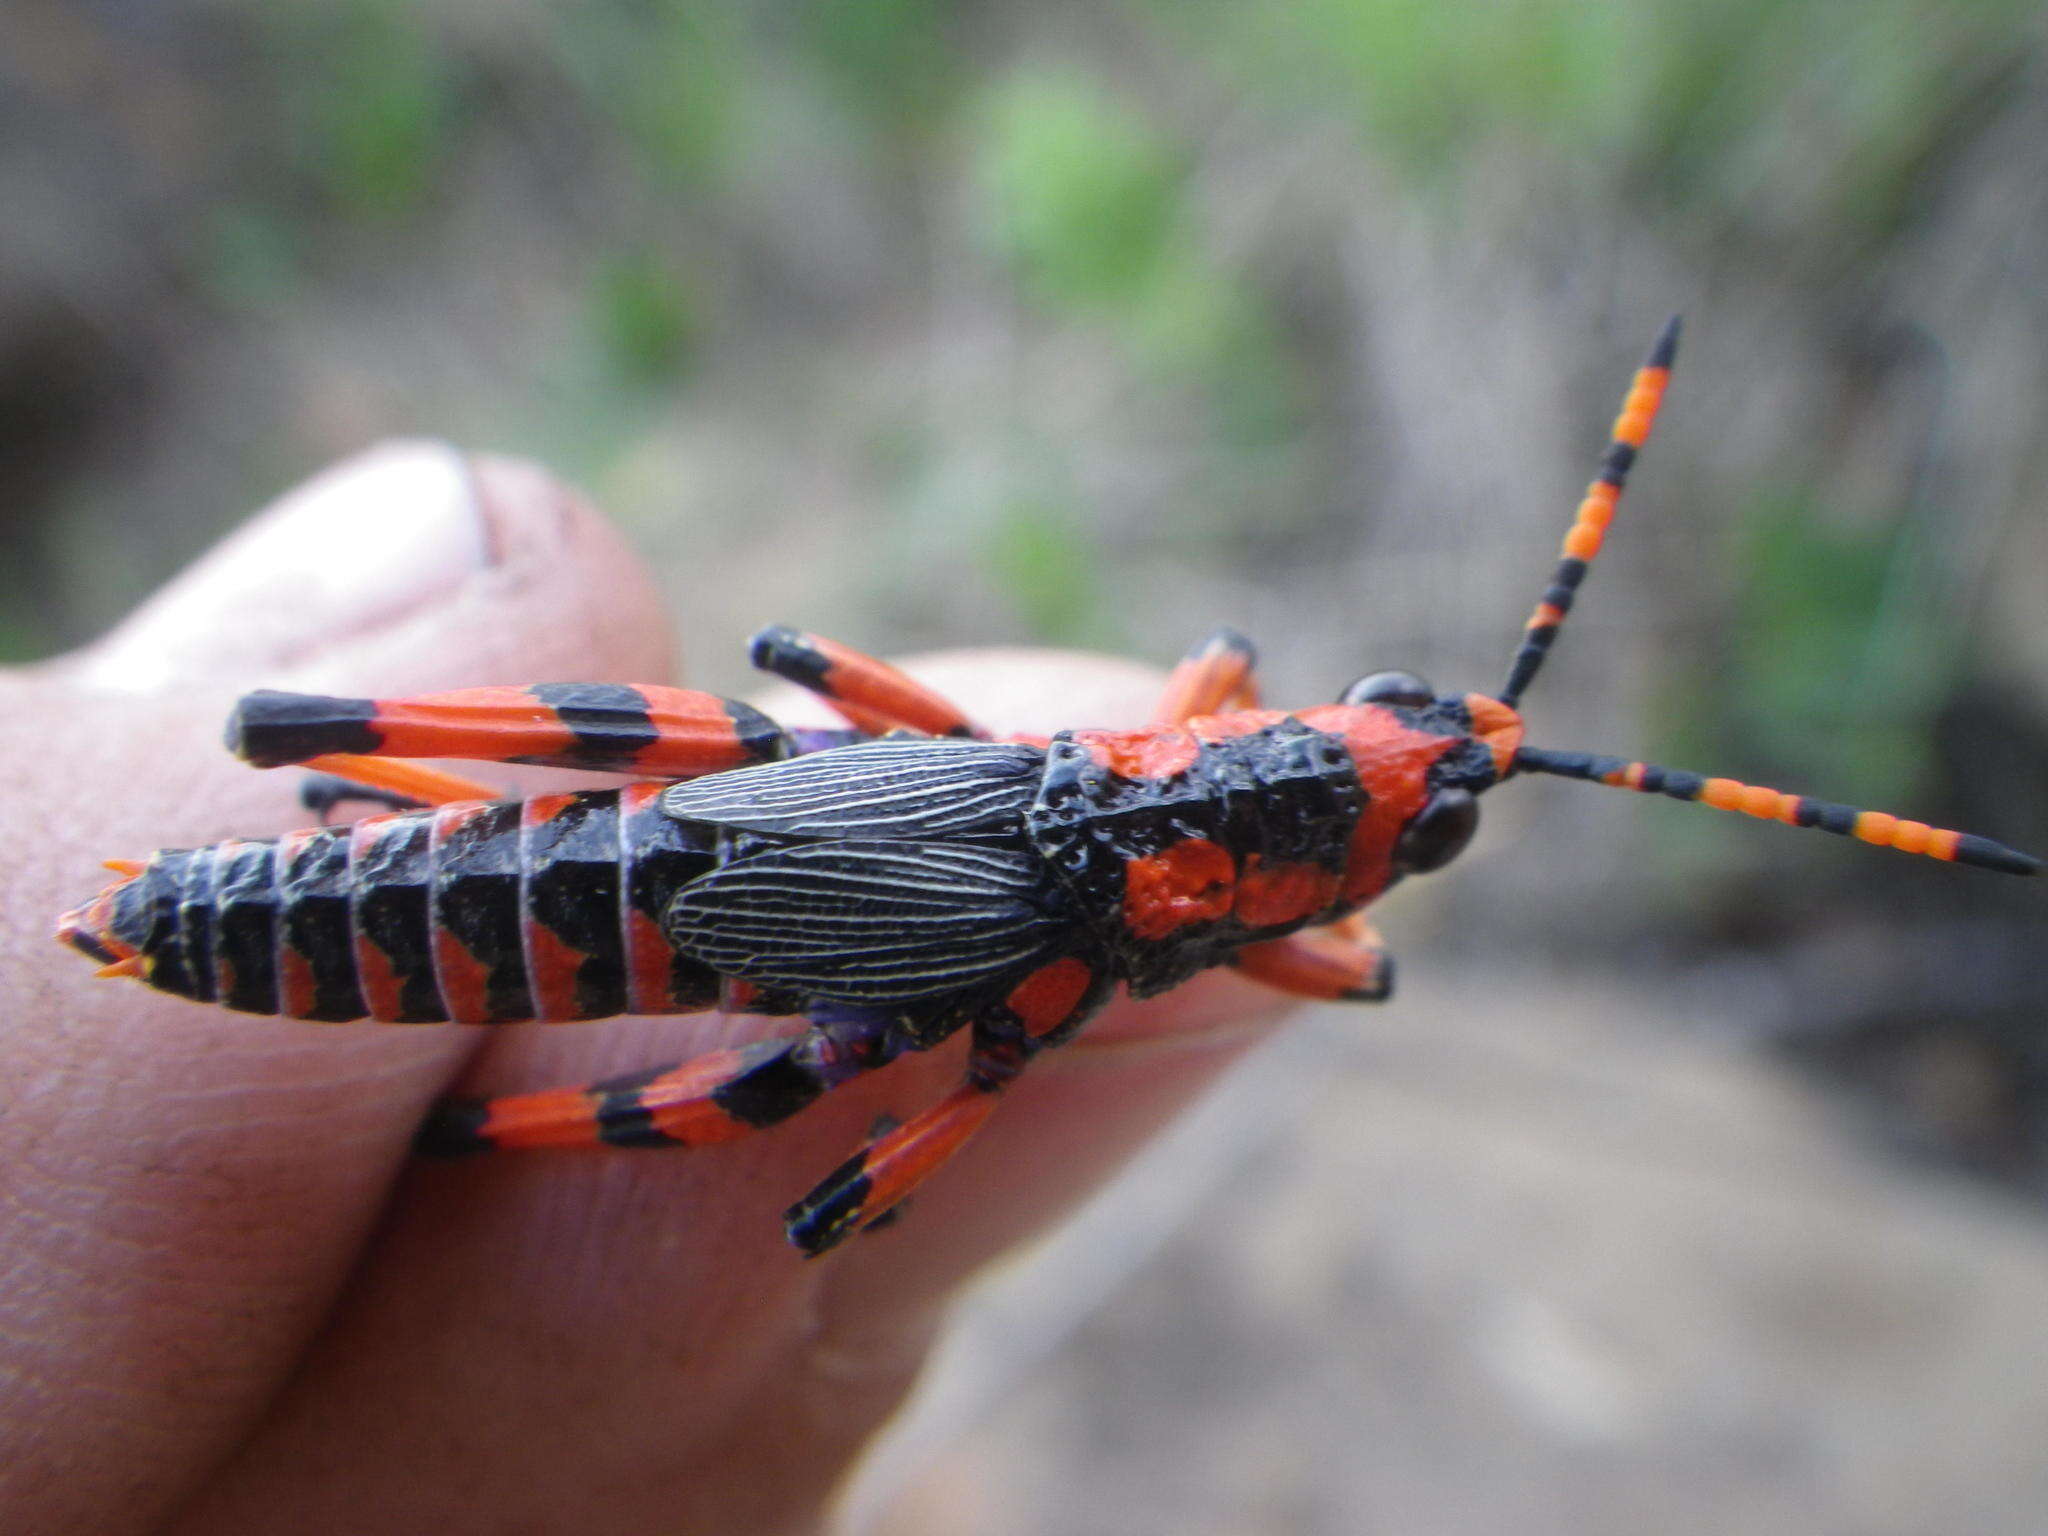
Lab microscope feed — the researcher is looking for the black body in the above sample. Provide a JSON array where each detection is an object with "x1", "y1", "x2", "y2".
[{"x1": 99, "y1": 718, "x2": 1373, "y2": 1032}]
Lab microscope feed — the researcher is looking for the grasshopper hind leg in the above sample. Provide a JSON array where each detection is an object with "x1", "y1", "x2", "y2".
[{"x1": 415, "y1": 1005, "x2": 910, "y2": 1156}]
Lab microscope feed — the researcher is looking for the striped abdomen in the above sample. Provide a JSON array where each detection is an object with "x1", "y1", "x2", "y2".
[{"x1": 84, "y1": 786, "x2": 721, "y2": 1022}]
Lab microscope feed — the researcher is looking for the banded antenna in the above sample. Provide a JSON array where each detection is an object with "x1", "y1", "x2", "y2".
[
  {"x1": 1499, "y1": 316, "x2": 1681, "y2": 710},
  {"x1": 1500, "y1": 320, "x2": 2037, "y2": 877},
  {"x1": 1511, "y1": 747, "x2": 2040, "y2": 876}
]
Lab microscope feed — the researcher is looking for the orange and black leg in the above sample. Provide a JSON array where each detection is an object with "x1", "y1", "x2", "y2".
[
  {"x1": 784, "y1": 1020, "x2": 1025, "y2": 1256},
  {"x1": 415, "y1": 1004, "x2": 908, "y2": 1155},
  {"x1": 1152, "y1": 627, "x2": 1260, "y2": 725},
  {"x1": 1233, "y1": 913, "x2": 1394, "y2": 1003},
  {"x1": 748, "y1": 625, "x2": 985, "y2": 739},
  {"x1": 784, "y1": 957, "x2": 1110, "y2": 1255},
  {"x1": 226, "y1": 682, "x2": 793, "y2": 783}
]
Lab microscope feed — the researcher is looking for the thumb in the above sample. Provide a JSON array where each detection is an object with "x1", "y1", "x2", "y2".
[
  {"x1": 0, "y1": 442, "x2": 678, "y2": 1536},
  {"x1": 30, "y1": 438, "x2": 679, "y2": 853},
  {"x1": 69, "y1": 437, "x2": 675, "y2": 703}
]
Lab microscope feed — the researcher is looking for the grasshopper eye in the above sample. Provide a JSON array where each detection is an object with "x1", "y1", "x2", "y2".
[
  {"x1": 1342, "y1": 670, "x2": 1434, "y2": 708},
  {"x1": 1395, "y1": 788, "x2": 1478, "y2": 873}
]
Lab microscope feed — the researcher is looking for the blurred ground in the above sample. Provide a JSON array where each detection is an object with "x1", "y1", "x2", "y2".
[
  {"x1": 5, "y1": 3, "x2": 2048, "y2": 1530},
  {"x1": 850, "y1": 966, "x2": 2048, "y2": 1536}
]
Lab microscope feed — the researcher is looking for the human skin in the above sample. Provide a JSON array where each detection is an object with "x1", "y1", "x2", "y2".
[{"x1": 0, "y1": 444, "x2": 1294, "y2": 1535}]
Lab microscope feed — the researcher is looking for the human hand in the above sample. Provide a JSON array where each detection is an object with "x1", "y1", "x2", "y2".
[{"x1": 0, "y1": 444, "x2": 1294, "y2": 1535}]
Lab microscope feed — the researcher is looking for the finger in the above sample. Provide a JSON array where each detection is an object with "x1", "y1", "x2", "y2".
[
  {"x1": 68, "y1": 441, "x2": 676, "y2": 700},
  {"x1": 174, "y1": 653, "x2": 1297, "y2": 1536},
  {"x1": 0, "y1": 442, "x2": 675, "y2": 1536}
]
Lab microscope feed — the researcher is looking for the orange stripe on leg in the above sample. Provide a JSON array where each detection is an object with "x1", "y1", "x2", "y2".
[
  {"x1": 812, "y1": 638, "x2": 976, "y2": 736},
  {"x1": 245, "y1": 684, "x2": 785, "y2": 776},
  {"x1": 814, "y1": 697, "x2": 899, "y2": 738},
  {"x1": 1234, "y1": 914, "x2": 1392, "y2": 1002},
  {"x1": 365, "y1": 687, "x2": 575, "y2": 761},
  {"x1": 1152, "y1": 629, "x2": 1259, "y2": 725},
  {"x1": 306, "y1": 754, "x2": 501, "y2": 807},
  {"x1": 631, "y1": 1051, "x2": 791, "y2": 1146},
  {"x1": 420, "y1": 1038, "x2": 834, "y2": 1156},
  {"x1": 476, "y1": 1085, "x2": 607, "y2": 1150},
  {"x1": 786, "y1": 1083, "x2": 1001, "y2": 1255},
  {"x1": 484, "y1": 1054, "x2": 764, "y2": 1149},
  {"x1": 750, "y1": 626, "x2": 982, "y2": 737},
  {"x1": 621, "y1": 686, "x2": 787, "y2": 775}
]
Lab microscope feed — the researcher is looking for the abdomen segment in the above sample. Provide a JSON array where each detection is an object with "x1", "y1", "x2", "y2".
[{"x1": 58, "y1": 784, "x2": 721, "y2": 1022}]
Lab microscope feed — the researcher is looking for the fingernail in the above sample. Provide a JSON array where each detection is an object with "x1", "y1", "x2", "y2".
[{"x1": 76, "y1": 441, "x2": 495, "y2": 690}]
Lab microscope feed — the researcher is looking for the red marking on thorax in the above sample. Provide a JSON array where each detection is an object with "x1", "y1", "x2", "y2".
[
  {"x1": 1006, "y1": 956, "x2": 1095, "y2": 1037},
  {"x1": 1295, "y1": 704, "x2": 1462, "y2": 902},
  {"x1": 1073, "y1": 709, "x2": 1293, "y2": 778},
  {"x1": 1123, "y1": 837, "x2": 1237, "y2": 940},
  {"x1": 1188, "y1": 709, "x2": 1289, "y2": 743},
  {"x1": 1233, "y1": 856, "x2": 1341, "y2": 928},
  {"x1": 1073, "y1": 726, "x2": 1201, "y2": 780}
]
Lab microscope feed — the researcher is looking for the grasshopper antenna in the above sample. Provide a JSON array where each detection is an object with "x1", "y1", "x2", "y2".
[
  {"x1": 1511, "y1": 745, "x2": 2042, "y2": 876},
  {"x1": 1499, "y1": 316, "x2": 1681, "y2": 710}
]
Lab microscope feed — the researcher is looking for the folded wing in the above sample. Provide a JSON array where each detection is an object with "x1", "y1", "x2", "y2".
[
  {"x1": 664, "y1": 840, "x2": 1060, "y2": 1005},
  {"x1": 661, "y1": 739, "x2": 1043, "y2": 842}
]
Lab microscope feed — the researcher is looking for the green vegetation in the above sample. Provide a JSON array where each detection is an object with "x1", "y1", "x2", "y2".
[{"x1": 10, "y1": 0, "x2": 2042, "y2": 799}]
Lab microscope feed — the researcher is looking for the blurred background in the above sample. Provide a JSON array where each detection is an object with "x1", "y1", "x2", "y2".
[{"x1": 6, "y1": 2, "x2": 2048, "y2": 1531}]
